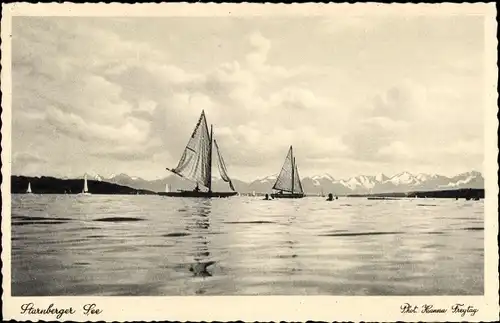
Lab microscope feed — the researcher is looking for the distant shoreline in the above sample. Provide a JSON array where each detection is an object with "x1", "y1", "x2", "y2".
[
  {"x1": 11, "y1": 175, "x2": 483, "y2": 199},
  {"x1": 347, "y1": 188, "x2": 484, "y2": 199},
  {"x1": 11, "y1": 176, "x2": 156, "y2": 195}
]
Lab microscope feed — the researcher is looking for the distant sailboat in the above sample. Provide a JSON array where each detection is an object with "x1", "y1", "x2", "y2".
[
  {"x1": 271, "y1": 146, "x2": 305, "y2": 199},
  {"x1": 165, "y1": 183, "x2": 170, "y2": 193},
  {"x1": 26, "y1": 182, "x2": 33, "y2": 194},
  {"x1": 79, "y1": 174, "x2": 92, "y2": 196},
  {"x1": 161, "y1": 110, "x2": 237, "y2": 198}
]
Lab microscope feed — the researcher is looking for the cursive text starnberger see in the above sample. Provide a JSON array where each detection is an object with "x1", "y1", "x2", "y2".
[{"x1": 20, "y1": 303, "x2": 103, "y2": 319}]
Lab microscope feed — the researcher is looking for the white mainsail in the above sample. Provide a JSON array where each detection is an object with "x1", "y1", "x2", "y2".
[
  {"x1": 272, "y1": 146, "x2": 304, "y2": 194},
  {"x1": 26, "y1": 182, "x2": 32, "y2": 194},
  {"x1": 167, "y1": 110, "x2": 236, "y2": 192},
  {"x1": 165, "y1": 183, "x2": 170, "y2": 193}
]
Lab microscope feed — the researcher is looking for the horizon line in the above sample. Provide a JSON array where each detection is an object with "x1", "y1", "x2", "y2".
[{"x1": 11, "y1": 169, "x2": 483, "y2": 182}]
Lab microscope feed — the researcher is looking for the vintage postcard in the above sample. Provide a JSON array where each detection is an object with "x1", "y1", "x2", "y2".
[{"x1": 1, "y1": 2, "x2": 498, "y2": 321}]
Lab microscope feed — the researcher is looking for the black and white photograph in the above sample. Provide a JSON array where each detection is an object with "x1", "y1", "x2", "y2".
[{"x1": 1, "y1": 2, "x2": 498, "y2": 322}]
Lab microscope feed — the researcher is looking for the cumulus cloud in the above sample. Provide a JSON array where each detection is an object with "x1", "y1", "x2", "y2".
[
  {"x1": 11, "y1": 16, "x2": 485, "y2": 179},
  {"x1": 370, "y1": 81, "x2": 426, "y2": 121},
  {"x1": 12, "y1": 18, "x2": 163, "y2": 171},
  {"x1": 377, "y1": 141, "x2": 415, "y2": 160},
  {"x1": 12, "y1": 152, "x2": 48, "y2": 176},
  {"x1": 44, "y1": 106, "x2": 150, "y2": 144},
  {"x1": 341, "y1": 83, "x2": 420, "y2": 162},
  {"x1": 246, "y1": 31, "x2": 271, "y2": 68},
  {"x1": 13, "y1": 152, "x2": 47, "y2": 165}
]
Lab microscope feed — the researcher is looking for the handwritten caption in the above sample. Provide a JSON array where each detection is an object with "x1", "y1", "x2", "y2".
[
  {"x1": 401, "y1": 303, "x2": 479, "y2": 317},
  {"x1": 21, "y1": 303, "x2": 102, "y2": 319}
]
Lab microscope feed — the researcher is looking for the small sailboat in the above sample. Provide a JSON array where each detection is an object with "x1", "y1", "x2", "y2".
[
  {"x1": 26, "y1": 182, "x2": 33, "y2": 194},
  {"x1": 161, "y1": 110, "x2": 237, "y2": 198},
  {"x1": 78, "y1": 174, "x2": 92, "y2": 196},
  {"x1": 271, "y1": 146, "x2": 305, "y2": 199},
  {"x1": 165, "y1": 183, "x2": 171, "y2": 193}
]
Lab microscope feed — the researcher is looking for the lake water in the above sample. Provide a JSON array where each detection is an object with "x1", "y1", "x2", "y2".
[{"x1": 11, "y1": 194, "x2": 484, "y2": 296}]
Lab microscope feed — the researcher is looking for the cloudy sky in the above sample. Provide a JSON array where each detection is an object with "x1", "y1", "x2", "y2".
[{"x1": 11, "y1": 15, "x2": 485, "y2": 181}]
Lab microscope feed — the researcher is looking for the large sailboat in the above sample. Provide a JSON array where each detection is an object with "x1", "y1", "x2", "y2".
[
  {"x1": 160, "y1": 110, "x2": 237, "y2": 198},
  {"x1": 271, "y1": 146, "x2": 305, "y2": 199}
]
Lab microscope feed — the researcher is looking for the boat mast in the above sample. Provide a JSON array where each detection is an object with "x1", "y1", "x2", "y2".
[
  {"x1": 208, "y1": 124, "x2": 213, "y2": 192},
  {"x1": 291, "y1": 146, "x2": 295, "y2": 194}
]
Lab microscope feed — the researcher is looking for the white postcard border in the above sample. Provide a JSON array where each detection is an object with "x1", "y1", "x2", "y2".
[{"x1": 1, "y1": 2, "x2": 498, "y2": 322}]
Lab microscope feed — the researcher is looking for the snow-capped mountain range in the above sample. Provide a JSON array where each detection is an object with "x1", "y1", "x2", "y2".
[{"x1": 80, "y1": 170, "x2": 484, "y2": 195}]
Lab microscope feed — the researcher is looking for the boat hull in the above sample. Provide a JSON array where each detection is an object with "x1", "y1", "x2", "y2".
[
  {"x1": 271, "y1": 193, "x2": 305, "y2": 199},
  {"x1": 159, "y1": 191, "x2": 238, "y2": 198}
]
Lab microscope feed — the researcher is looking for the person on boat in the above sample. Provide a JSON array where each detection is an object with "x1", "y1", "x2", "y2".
[
  {"x1": 264, "y1": 194, "x2": 271, "y2": 200},
  {"x1": 327, "y1": 193, "x2": 334, "y2": 201},
  {"x1": 194, "y1": 184, "x2": 200, "y2": 192}
]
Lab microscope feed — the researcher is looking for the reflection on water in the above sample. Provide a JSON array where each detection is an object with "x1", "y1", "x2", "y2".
[
  {"x1": 11, "y1": 195, "x2": 484, "y2": 296},
  {"x1": 189, "y1": 200, "x2": 214, "y2": 277}
]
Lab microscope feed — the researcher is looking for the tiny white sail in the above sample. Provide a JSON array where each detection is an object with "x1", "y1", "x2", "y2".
[
  {"x1": 165, "y1": 183, "x2": 170, "y2": 193},
  {"x1": 26, "y1": 182, "x2": 32, "y2": 194},
  {"x1": 83, "y1": 174, "x2": 89, "y2": 193},
  {"x1": 78, "y1": 174, "x2": 91, "y2": 196}
]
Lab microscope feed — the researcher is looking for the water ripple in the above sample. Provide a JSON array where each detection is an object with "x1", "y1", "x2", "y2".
[
  {"x1": 12, "y1": 220, "x2": 70, "y2": 226},
  {"x1": 223, "y1": 221, "x2": 276, "y2": 224},
  {"x1": 94, "y1": 217, "x2": 145, "y2": 222},
  {"x1": 319, "y1": 231, "x2": 404, "y2": 237},
  {"x1": 162, "y1": 232, "x2": 191, "y2": 237},
  {"x1": 462, "y1": 227, "x2": 484, "y2": 231}
]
